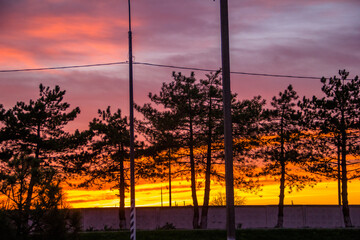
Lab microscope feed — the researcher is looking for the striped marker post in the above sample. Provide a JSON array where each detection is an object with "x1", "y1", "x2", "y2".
[{"x1": 130, "y1": 199, "x2": 136, "y2": 240}]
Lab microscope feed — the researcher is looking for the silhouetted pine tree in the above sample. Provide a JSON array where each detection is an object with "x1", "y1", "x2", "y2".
[
  {"x1": 198, "y1": 71, "x2": 224, "y2": 229},
  {"x1": 258, "y1": 85, "x2": 317, "y2": 228},
  {"x1": 135, "y1": 103, "x2": 182, "y2": 208},
  {"x1": 300, "y1": 70, "x2": 360, "y2": 227},
  {"x1": 142, "y1": 72, "x2": 203, "y2": 229},
  {"x1": 0, "y1": 84, "x2": 83, "y2": 239},
  {"x1": 80, "y1": 107, "x2": 131, "y2": 229}
]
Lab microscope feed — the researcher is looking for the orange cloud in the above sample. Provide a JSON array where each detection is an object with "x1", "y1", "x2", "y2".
[
  {"x1": 0, "y1": 47, "x2": 39, "y2": 68},
  {"x1": 26, "y1": 16, "x2": 127, "y2": 40}
]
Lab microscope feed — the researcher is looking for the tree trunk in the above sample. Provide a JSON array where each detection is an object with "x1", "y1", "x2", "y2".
[
  {"x1": 276, "y1": 114, "x2": 285, "y2": 228},
  {"x1": 168, "y1": 149, "x2": 172, "y2": 207},
  {"x1": 119, "y1": 144, "x2": 126, "y2": 229},
  {"x1": 340, "y1": 116, "x2": 352, "y2": 227},
  {"x1": 200, "y1": 137, "x2": 212, "y2": 229},
  {"x1": 23, "y1": 124, "x2": 41, "y2": 238},
  {"x1": 25, "y1": 125, "x2": 41, "y2": 210},
  {"x1": 189, "y1": 95, "x2": 199, "y2": 229},
  {"x1": 337, "y1": 137, "x2": 342, "y2": 206},
  {"x1": 200, "y1": 91, "x2": 213, "y2": 229},
  {"x1": 277, "y1": 160, "x2": 286, "y2": 228}
]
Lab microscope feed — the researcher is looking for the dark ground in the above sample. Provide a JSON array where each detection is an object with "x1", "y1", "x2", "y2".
[{"x1": 78, "y1": 229, "x2": 360, "y2": 240}]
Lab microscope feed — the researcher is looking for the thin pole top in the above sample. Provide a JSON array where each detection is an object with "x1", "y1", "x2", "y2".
[{"x1": 128, "y1": 0, "x2": 132, "y2": 32}]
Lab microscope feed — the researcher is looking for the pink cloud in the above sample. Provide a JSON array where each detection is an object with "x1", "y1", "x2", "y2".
[{"x1": 0, "y1": 0, "x2": 359, "y2": 132}]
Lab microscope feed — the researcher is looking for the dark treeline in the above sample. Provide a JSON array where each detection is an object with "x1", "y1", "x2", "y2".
[{"x1": 1, "y1": 70, "x2": 360, "y2": 239}]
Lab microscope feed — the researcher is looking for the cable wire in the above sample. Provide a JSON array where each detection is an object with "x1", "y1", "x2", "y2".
[
  {"x1": 0, "y1": 62, "x2": 128, "y2": 73},
  {"x1": 0, "y1": 60, "x2": 336, "y2": 80},
  {"x1": 135, "y1": 62, "x2": 321, "y2": 80}
]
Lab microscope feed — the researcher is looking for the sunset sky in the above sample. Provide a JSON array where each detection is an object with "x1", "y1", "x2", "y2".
[{"x1": 0, "y1": 0, "x2": 360, "y2": 207}]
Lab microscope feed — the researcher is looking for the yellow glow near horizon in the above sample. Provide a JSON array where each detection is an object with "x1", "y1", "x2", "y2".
[{"x1": 65, "y1": 179, "x2": 360, "y2": 208}]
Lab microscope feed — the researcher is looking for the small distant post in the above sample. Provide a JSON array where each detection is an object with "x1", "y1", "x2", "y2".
[
  {"x1": 161, "y1": 186, "x2": 163, "y2": 207},
  {"x1": 219, "y1": 0, "x2": 236, "y2": 239}
]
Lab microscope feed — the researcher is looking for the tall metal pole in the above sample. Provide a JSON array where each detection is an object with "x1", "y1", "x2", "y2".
[
  {"x1": 128, "y1": 0, "x2": 136, "y2": 240},
  {"x1": 219, "y1": 0, "x2": 236, "y2": 239},
  {"x1": 337, "y1": 143, "x2": 342, "y2": 206}
]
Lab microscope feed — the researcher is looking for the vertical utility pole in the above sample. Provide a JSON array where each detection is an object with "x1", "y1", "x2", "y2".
[
  {"x1": 337, "y1": 142, "x2": 342, "y2": 206},
  {"x1": 169, "y1": 151, "x2": 172, "y2": 207},
  {"x1": 219, "y1": 0, "x2": 236, "y2": 240},
  {"x1": 128, "y1": 0, "x2": 136, "y2": 240}
]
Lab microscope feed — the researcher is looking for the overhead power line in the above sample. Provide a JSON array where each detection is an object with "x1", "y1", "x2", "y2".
[
  {"x1": 135, "y1": 62, "x2": 321, "y2": 80},
  {"x1": 0, "y1": 62, "x2": 128, "y2": 73},
  {"x1": 0, "y1": 60, "x2": 330, "y2": 80},
  {"x1": 134, "y1": 62, "x2": 218, "y2": 72}
]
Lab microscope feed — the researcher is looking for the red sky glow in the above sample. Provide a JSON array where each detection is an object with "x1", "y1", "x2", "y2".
[{"x1": 0, "y1": 0, "x2": 359, "y2": 207}]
